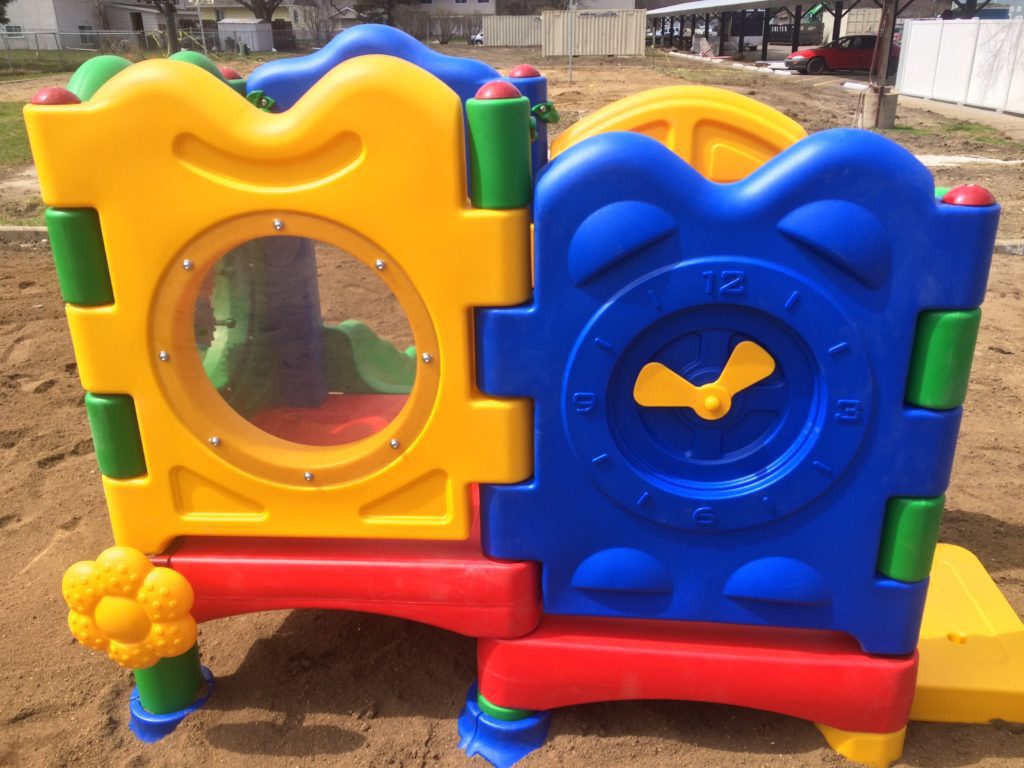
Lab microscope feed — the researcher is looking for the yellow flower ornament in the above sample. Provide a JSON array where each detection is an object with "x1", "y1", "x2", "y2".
[{"x1": 62, "y1": 546, "x2": 197, "y2": 670}]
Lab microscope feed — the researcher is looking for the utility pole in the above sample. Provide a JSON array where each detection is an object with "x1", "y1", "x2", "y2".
[{"x1": 857, "y1": 0, "x2": 899, "y2": 128}]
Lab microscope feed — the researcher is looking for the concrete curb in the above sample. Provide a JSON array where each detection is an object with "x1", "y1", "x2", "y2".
[
  {"x1": 0, "y1": 226, "x2": 47, "y2": 246},
  {"x1": 995, "y1": 241, "x2": 1024, "y2": 256}
]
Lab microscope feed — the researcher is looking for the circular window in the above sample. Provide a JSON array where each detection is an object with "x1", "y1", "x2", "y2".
[{"x1": 194, "y1": 237, "x2": 416, "y2": 447}]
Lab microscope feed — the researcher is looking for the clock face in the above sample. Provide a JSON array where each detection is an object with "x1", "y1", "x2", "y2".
[{"x1": 563, "y1": 258, "x2": 872, "y2": 531}]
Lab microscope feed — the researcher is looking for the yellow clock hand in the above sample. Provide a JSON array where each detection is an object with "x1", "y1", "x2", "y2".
[
  {"x1": 713, "y1": 341, "x2": 776, "y2": 397},
  {"x1": 632, "y1": 341, "x2": 776, "y2": 421},
  {"x1": 633, "y1": 362, "x2": 703, "y2": 408}
]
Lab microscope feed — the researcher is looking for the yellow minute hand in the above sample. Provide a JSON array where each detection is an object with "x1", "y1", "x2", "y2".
[{"x1": 633, "y1": 341, "x2": 775, "y2": 421}]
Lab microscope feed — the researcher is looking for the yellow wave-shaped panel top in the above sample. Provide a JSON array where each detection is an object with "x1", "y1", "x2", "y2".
[{"x1": 550, "y1": 85, "x2": 807, "y2": 183}]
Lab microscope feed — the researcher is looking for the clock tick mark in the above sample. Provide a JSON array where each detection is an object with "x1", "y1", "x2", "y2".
[
  {"x1": 591, "y1": 453, "x2": 610, "y2": 465},
  {"x1": 812, "y1": 460, "x2": 833, "y2": 476},
  {"x1": 828, "y1": 342, "x2": 850, "y2": 356},
  {"x1": 636, "y1": 491, "x2": 650, "y2": 506},
  {"x1": 646, "y1": 289, "x2": 662, "y2": 312},
  {"x1": 594, "y1": 337, "x2": 614, "y2": 351},
  {"x1": 784, "y1": 291, "x2": 801, "y2": 311}
]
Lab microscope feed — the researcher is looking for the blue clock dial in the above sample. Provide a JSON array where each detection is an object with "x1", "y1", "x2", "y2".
[{"x1": 563, "y1": 259, "x2": 872, "y2": 531}]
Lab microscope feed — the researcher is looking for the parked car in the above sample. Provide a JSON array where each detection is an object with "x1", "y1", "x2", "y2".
[
  {"x1": 785, "y1": 34, "x2": 900, "y2": 75},
  {"x1": 470, "y1": 31, "x2": 484, "y2": 46}
]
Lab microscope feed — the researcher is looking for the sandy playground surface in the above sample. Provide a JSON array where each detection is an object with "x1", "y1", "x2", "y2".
[{"x1": 0, "y1": 47, "x2": 1022, "y2": 768}]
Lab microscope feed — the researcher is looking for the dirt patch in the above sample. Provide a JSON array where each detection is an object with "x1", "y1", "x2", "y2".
[{"x1": 1, "y1": 47, "x2": 1022, "y2": 768}]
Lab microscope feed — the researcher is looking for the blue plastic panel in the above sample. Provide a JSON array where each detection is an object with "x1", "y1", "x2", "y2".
[
  {"x1": 478, "y1": 128, "x2": 999, "y2": 656},
  {"x1": 246, "y1": 24, "x2": 550, "y2": 176}
]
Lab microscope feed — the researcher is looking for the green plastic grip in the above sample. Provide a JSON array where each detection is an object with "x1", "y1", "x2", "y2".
[
  {"x1": 66, "y1": 55, "x2": 132, "y2": 101},
  {"x1": 133, "y1": 645, "x2": 203, "y2": 715},
  {"x1": 46, "y1": 208, "x2": 114, "y2": 306},
  {"x1": 877, "y1": 496, "x2": 945, "y2": 583},
  {"x1": 477, "y1": 691, "x2": 534, "y2": 722},
  {"x1": 466, "y1": 96, "x2": 532, "y2": 210},
  {"x1": 905, "y1": 309, "x2": 981, "y2": 410},
  {"x1": 84, "y1": 393, "x2": 146, "y2": 479}
]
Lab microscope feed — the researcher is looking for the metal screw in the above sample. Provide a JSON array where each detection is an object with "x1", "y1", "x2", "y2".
[
  {"x1": 303, "y1": 471, "x2": 314, "y2": 482},
  {"x1": 272, "y1": 219, "x2": 284, "y2": 231},
  {"x1": 158, "y1": 351, "x2": 170, "y2": 362},
  {"x1": 374, "y1": 259, "x2": 385, "y2": 271},
  {"x1": 208, "y1": 436, "x2": 221, "y2": 447},
  {"x1": 182, "y1": 259, "x2": 194, "y2": 271},
  {"x1": 389, "y1": 439, "x2": 400, "y2": 449},
  {"x1": 421, "y1": 353, "x2": 433, "y2": 364}
]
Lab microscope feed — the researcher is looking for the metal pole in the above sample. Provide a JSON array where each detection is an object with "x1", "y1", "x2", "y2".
[
  {"x1": 718, "y1": 14, "x2": 727, "y2": 56},
  {"x1": 832, "y1": 1, "x2": 844, "y2": 42},
  {"x1": 739, "y1": 10, "x2": 746, "y2": 53},
  {"x1": 792, "y1": 5, "x2": 803, "y2": 52},
  {"x1": 567, "y1": 1, "x2": 574, "y2": 84},
  {"x1": 761, "y1": 10, "x2": 771, "y2": 61}
]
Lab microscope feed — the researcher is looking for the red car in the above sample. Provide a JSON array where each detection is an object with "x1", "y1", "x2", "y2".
[{"x1": 785, "y1": 34, "x2": 900, "y2": 75}]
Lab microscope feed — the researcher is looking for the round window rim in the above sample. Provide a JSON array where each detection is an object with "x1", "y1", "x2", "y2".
[{"x1": 151, "y1": 212, "x2": 439, "y2": 487}]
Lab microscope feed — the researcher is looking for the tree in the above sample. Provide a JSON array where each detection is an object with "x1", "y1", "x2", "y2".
[
  {"x1": 433, "y1": 13, "x2": 459, "y2": 44},
  {"x1": 298, "y1": 0, "x2": 336, "y2": 46},
  {"x1": 0, "y1": 0, "x2": 10, "y2": 26},
  {"x1": 142, "y1": 1, "x2": 180, "y2": 55},
  {"x1": 234, "y1": 0, "x2": 287, "y2": 22},
  {"x1": 464, "y1": 11, "x2": 483, "y2": 39},
  {"x1": 353, "y1": 0, "x2": 417, "y2": 27}
]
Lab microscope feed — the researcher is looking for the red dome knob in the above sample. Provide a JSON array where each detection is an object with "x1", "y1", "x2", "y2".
[
  {"x1": 218, "y1": 65, "x2": 243, "y2": 80},
  {"x1": 31, "y1": 87, "x2": 81, "y2": 106},
  {"x1": 475, "y1": 81, "x2": 522, "y2": 100},
  {"x1": 509, "y1": 64, "x2": 541, "y2": 78},
  {"x1": 942, "y1": 185, "x2": 996, "y2": 207}
]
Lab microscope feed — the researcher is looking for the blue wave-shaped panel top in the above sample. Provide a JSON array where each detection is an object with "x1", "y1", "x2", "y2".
[
  {"x1": 246, "y1": 25, "x2": 550, "y2": 174},
  {"x1": 248, "y1": 25, "x2": 513, "y2": 110}
]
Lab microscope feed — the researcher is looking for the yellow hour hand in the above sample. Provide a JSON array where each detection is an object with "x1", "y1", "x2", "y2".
[{"x1": 632, "y1": 341, "x2": 775, "y2": 421}]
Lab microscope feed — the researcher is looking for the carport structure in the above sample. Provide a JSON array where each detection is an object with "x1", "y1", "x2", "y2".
[{"x1": 647, "y1": 0, "x2": 911, "y2": 61}]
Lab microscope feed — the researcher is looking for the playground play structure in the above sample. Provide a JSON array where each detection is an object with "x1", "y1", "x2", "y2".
[{"x1": 23, "y1": 24, "x2": 1023, "y2": 768}]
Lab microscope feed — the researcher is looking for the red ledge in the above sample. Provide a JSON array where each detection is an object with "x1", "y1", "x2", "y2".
[
  {"x1": 478, "y1": 615, "x2": 917, "y2": 733},
  {"x1": 157, "y1": 533, "x2": 541, "y2": 639}
]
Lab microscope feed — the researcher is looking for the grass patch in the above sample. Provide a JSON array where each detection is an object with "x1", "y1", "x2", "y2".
[
  {"x1": 0, "y1": 201, "x2": 45, "y2": 227},
  {"x1": 0, "y1": 102, "x2": 32, "y2": 169}
]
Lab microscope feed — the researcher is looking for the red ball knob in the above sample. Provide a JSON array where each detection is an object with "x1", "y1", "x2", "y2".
[
  {"x1": 218, "y1": 65, "x2": 243, "y2": 80},
  {"x1": 942, "y1": 185, "x2": 996, "y2": 207},
  {"x1": 509, "y1": 64, "x2": 541, "y2": 78},
  {"x1": 31, "y1": 87, "x2": 81, "y2": 106},
  {"x1": 475, "y1": 81, "x2": 522, "y2": 100}
]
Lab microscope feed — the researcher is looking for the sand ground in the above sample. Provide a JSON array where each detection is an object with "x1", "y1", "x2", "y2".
[{"x1": 1, "y1": 47, "x2": 1022, "y2": 768}]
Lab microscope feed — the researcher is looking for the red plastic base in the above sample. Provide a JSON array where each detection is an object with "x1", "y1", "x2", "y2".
[
  {"x1": 478, "y1": 616, "x2": 918, "y2": 733},
  {"x1": 155, "y1": 527, "x2": 541, "y2": 639}
]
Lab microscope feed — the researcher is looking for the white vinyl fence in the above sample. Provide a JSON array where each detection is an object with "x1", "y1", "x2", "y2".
[
  {"x1": 482, "y1": 15, "x2": 543, "y2": 47},
  {"x1": 896, "y1": 18, "x2": 1024, "y2": 116},
  {"x1": 543, "y1": 10, "x2": 646, "y2": 56}
]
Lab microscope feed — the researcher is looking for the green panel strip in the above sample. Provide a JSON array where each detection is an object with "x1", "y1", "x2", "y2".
[
  {"x1": 877, "y1": 496, "x2": 945, "y2": 583},
  {"x1": 466, "y1": 96, "x2": 532, "y2": 210},
  {"x1": 84, "y1": 393, "x2": 147, "y2": 479},
  {"x1": 45, "y1": 208, "x2": 114, "y2": 306},
  {"x1": 477, "y1": 691, "x2": 534, "y2": 722},
  {"x1": 134, "y1": 645, "x2": 203, "y2": 715},
  {"x1": 905, "y1": 309, "x2": 981, "y2": 409}
]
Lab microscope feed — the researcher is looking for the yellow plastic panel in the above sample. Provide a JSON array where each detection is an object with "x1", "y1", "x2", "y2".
[
  {"x1": 815, "y1": 724, "x2": 906, "y2": 768},
  {"x1": 550, "y1": 86, "x2": 806, "y2": 182},
  {"x1": 24, "y1": 56, "x2": 532, "y2": 553},
  {"x1": 912, "y1": 544, "x2": 1024, "y2": 724}
]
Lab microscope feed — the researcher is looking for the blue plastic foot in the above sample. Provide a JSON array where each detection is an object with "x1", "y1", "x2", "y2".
[
  {"x1": 128, "y1": 666, "x2": 215, "y2": 743},
  {"x1": 457, "y1": 683, "x2": 551, "y2": 768}
]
